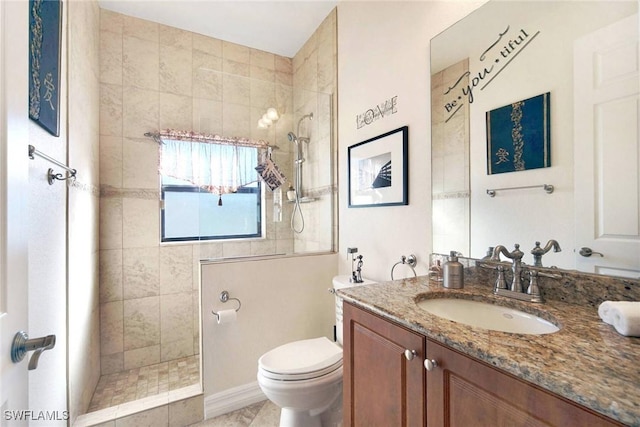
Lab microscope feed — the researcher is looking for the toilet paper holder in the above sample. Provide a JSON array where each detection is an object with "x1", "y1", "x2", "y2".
[{"x1": 211, "y1": 291, "x2": 242, "y2": 318}]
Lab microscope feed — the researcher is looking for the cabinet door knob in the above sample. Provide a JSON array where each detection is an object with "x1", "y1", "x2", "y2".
[
  {"x1": 424, "y1": 359, "x2": 439, "y2": 371},
  {"x1": 404, "y1": 349, "x2": 417, "y2": 361}
]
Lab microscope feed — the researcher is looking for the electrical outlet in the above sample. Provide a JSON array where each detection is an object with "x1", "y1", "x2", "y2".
[{"x1": 347, "y1": 247, "x2": 358, "y2": 254}]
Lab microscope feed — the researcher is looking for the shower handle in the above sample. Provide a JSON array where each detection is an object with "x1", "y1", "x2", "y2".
[{"x1": 11, "y1": 331, "x2": 56, "y2": 370}]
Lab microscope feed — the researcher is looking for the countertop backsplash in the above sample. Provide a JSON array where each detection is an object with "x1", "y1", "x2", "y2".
[{"x1": 430, "y1": 253, "x2": 640, "y2": 307}]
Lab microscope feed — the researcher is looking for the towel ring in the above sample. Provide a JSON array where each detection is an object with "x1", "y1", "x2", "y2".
[
  {"x1": 391, "y1": 254, "x2": 418, "y2": 280},
  {"x1": 211, "y1": 290, "x2": 242, "y2": 318}
]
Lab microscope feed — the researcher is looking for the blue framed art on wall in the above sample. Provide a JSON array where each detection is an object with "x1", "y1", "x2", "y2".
[
  {"x1": 486, "y1": 92, "x2": 551, "y2": 175},
  {"x1": 29, "y1": 0, "x2": 62, "y2": 137}
]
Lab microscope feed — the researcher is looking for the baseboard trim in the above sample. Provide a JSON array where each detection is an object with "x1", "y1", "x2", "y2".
[{"x1": 204, "y1": 381, "x2": 267, "y2": 419}]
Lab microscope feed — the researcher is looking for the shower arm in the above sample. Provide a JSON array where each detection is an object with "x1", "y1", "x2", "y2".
[{"x1": 296, "y1": 113, "x2": 314, "y2": 138}]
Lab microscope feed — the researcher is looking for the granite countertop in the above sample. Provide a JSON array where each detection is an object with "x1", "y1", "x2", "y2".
[{"x1": 337, "y1": 272, "x2": 640, "y2": 426}]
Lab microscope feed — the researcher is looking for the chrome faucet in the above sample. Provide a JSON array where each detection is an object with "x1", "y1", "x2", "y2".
[
  {"x1": 531, "y1": 240, "x2": 561, "y2": 267},
  {"x1": 489, "y1": 243, "x2": 562, "y2": 303},
  {"x1": 492, "y1": 244, "x2": 525, "y2": 292}
]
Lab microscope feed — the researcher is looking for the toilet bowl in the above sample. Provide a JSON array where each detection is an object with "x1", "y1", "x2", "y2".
[
  {"x1": 256, "y1": 275, "x2": 375, "y2": 427},
  {"x1": 257, "y1": 337, "x2": 343, "y2": 427}
]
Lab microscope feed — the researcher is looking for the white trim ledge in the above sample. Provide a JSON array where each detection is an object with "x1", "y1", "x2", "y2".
[{"x1": 204, "y1": 381, "x2": 267, "y2": 419}]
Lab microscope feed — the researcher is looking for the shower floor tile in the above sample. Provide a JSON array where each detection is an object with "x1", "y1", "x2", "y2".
[{"x1": 87, "y1": 355, "x2": 200, "y2": 413}]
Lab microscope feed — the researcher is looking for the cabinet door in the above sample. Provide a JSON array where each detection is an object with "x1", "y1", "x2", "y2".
[
  {"x1": 426, "y1": 339, "x2": 623, "y2": 427},
  {"x1": 343, "y1": 302, "x2": 426, "y2": 427}
]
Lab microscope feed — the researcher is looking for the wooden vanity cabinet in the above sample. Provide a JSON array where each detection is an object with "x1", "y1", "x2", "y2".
[
  {"x1": 343, "y1": 302, "x2": 623, "y2": 427},
  {"x1": 426, "y1": 339, "x2": 623, "y2": 427},
  {"x1": 343, "y1": 302, "x2": 426, "y2": 426}
]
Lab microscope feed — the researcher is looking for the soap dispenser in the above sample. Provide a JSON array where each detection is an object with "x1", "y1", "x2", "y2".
[{"x1": 443, "y1": 251, "x2": 464, "y2": 289}]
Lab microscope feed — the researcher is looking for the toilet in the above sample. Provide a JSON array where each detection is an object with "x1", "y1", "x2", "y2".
[{"x1": 257, "y1": 275, "x2": 374, "y2": 427}]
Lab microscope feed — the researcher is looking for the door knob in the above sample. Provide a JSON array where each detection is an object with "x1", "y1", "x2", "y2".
[
  {"x1": 404, "y1": 349, "x2": 417, "y2": 361},
  {"x1": 579, "y1": 247, "x2": 604, "y2": 257},
  {"x1": 11, "y1": 331, "x2": 56, "y2": 370},
  {"x1": 424, "y1": 359, "x2": 439, "y2": 371}
]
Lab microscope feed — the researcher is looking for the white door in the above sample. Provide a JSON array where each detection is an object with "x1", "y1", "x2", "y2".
[
  {"x1": 1, "y1": 0, "x2": 30, "y2": 420},
  {"x1": 574, "y1": 14, "x2": 640, "y2": 278}
]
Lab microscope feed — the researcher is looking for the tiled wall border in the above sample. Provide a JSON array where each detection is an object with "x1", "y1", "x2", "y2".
[
  {"x1": 69, "y1": 179, "x2": 101, "y2": 198},
  {"x1": 100, "y1": 185, "x2": 159, "y2": 200},
  {"x1": 432, "y1": 190, "x2": 470, "y2": 200}
]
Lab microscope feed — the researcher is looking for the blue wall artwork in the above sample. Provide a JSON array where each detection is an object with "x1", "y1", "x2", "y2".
[
  {"x1": 29, "y1": 0, "x2": 62, "y2": 137},
  {"x1": 486, "y1": 92, "x2": 550, "y2": 175}
]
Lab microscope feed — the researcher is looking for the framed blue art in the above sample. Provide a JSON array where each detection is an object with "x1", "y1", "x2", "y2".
[
  {"x1": 29, "y1": 0, "x2": 62, "y2": 137},
  {"x1": 486, "y1": 92, "x2": 550, "y2": 175}
]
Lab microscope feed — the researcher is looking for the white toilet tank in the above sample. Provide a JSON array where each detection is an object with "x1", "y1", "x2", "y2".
[{"x1": 332, "y1": 275, "x2": 375, "y2": 345}]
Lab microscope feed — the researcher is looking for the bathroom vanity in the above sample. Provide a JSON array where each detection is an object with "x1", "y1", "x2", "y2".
[{"x1": 339, "y1": 268, "x2": 640, "y2": 426}]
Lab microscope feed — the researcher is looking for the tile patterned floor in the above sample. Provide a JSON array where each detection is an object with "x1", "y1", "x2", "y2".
[
  {"x1": 189, "y1": 400, "x2": 281, "y2": 427},
  {"x1": 87, "y1": 355, "x2": 200, "y2": 412}
]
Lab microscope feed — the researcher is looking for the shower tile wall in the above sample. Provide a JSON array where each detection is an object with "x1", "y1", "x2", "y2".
[
  {"x1": 291, "y1": 10, "x2": 337, "y2": 253},
  {"x1": 98, "y1": 10, "x2": 298, "y2": 375}
]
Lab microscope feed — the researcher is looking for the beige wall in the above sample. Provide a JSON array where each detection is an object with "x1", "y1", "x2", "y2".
[
  {"x1": 67, "y1": 0, "x2": 102, "y2": 420},
  {"x1": 336, "y1": 1, "x2": 484, "y2": 281},
  {"x1": 201, "y1": 253, "x2": 337, "y2": 397}
]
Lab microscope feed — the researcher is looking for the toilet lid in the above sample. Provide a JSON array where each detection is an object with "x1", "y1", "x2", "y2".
[{"x1": 259, "y1": 337, "x2": 342, "y2": 379}]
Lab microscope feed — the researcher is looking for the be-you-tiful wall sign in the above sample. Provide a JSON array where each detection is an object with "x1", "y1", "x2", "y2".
[
  {"x1": 356, "y1": 96, "x2": 398, "y2": 129},
  {"x1": 29, "y1": 0, "x2": 62, "y2": 137},
  {"x1": 442, "y1": 25, "x2": 540, "y2": 123},
  {"x1": 486, "y1": 92, "x2": 550, "y2": 175}
]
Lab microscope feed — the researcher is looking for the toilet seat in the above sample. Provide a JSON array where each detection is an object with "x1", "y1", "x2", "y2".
[{"x1": 259, "y1": 337, "x2": 343, "y2": 381}]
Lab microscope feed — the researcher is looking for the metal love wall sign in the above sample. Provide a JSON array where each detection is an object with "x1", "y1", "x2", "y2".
[{"x1": 356, "y1": 96, "x2": 398, "y2": 129}]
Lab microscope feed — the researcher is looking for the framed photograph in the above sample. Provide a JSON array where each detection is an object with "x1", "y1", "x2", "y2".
[
  {"x1": 348, "y1": 126, "x2": 408, "y2": 208},
  {"x1": 486, "y1": 92, "x2": 551, "y2": 175},
  {"x1": 29, "y1": 0, "x2": 63, "y2": 137}
]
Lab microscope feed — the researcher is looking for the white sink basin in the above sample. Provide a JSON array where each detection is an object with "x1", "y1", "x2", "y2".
[{"x1": 416, "y1": 298, "x2": 559, "y2": 335}]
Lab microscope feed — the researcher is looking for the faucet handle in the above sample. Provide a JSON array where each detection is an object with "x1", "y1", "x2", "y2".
[
  {"x1": 525, "y1": 270, "x2": 542, "y2": 302},
  {"x1": 494, "y1": 264, "x2": 508, "y2": 291},
  {"x1": 524, "y1": 270, "x2": 562, "y2": 302},
  {"x1": 537, "y1": 271, "x2": 562, "y2": 280}
]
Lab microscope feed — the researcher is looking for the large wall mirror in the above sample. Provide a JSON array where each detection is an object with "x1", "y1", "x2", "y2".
[{"x1": 431, "y1": 1, "x2": 639, "y2": 277}]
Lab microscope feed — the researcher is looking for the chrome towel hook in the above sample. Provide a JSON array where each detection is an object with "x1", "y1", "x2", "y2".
[{"x1": 211, "y1": 291, "x2": 242, "y2": 318}]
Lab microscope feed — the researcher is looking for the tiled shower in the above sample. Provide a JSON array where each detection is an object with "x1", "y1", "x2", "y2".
[{"x1": 89, "y1": 6, "x2": 336, "y2": 421}]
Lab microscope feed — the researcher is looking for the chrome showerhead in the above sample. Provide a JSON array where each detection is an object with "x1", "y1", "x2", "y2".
[{"x1": 287, "y1": 132, "x2": 297, "y2": 142}]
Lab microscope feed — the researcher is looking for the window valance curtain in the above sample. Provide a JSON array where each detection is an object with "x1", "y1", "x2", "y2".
[{"x1": 151, "y1": 129, "x2": 272, "y2": 195}]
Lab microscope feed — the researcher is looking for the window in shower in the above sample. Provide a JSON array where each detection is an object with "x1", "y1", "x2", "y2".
[
  {"x1": 159, "y1": 138, "x2": 263, "y2": 242},
  {"x1": 161, "y1": 177, "x2": 262, "y2": 242}
]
